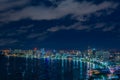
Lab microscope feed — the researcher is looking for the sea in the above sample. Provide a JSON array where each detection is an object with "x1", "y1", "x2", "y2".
[{"x1": 0, "y1": 56, "x2": 107, "y2": 80}]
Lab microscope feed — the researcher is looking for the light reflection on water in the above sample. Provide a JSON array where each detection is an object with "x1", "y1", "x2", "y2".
[{"x1": 0, "y1": 56, "x2": 103, "y2": 80}]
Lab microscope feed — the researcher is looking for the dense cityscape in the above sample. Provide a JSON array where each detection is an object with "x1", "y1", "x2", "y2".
[{"x1": 0, "y1": 47, "x2": 120, "y2": 79}]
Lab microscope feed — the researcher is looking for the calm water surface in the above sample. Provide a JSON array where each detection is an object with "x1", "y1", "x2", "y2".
[{"x1": 0, "y1": 56, "x2": 101, "y2": 80}]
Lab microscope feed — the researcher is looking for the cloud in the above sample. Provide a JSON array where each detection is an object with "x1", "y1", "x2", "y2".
[
  {"x1": 94, "y1": 23, "x2": 106, "y2": 29},
  {"x1": 0, "y1": 39, "x2": 18, "y2": 46},
  {"x1": 27, "y1": 32, "x2": 48, "y2": 39},
  {"x1": 16, "y1": 29, "x2": 28, "y2": 34},
  {"x1": 103, "y1": 26, "x2": 115, "y2": 32},
  {"x1": 19, "y1": 25, "x2": 34, "y2": 29},
  {"x1": 0, "y1": 24, "x2": 33, "y2": 38},
  {"x1": 0, "y1": 0, "x2": 29, "y2": 11},
  {"x1": 0, "y1": 0, "x2": 118, "y2": 22},
  {"x1": 47, "y1": 26, "x2": 61, "y2": 32},
  {"x1": 7, "y1": 33, "x2": 17, "y2": 37},
  {"x1": 47, "y1": 22, "x2": 119, "y2": 32},
  {"x1": 47, "y1": 22, "x2": 89, "y2": 32},
  {"x1": 27, "y1": 31, "x2": 50, "y2": 41},
  {"x1": 37, "y1": 35, "x2": 49, "y2": 41}
]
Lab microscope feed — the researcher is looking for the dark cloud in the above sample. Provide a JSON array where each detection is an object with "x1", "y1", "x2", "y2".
[
  {"x1": 0, "y1": 0, "x2": 29, "y2": 11},
  {"x1": 0, "y1": 0, "x2": 119, "y2": 22},
  {"x1": 0, "y1": 39, "x2": 18, "y2": 46},
  {"x1": 0, "y1": 0, "x2": 120, "y2": 49}
]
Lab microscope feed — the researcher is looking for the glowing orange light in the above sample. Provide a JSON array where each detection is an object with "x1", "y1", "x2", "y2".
[{"x1": 34, "y1": 48, "x2": 37, "y2": 50}]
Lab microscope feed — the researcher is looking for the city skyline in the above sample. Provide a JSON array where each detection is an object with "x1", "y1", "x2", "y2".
[{"x1": 0, "y1": 0, "x2": 120, "y2": 49}]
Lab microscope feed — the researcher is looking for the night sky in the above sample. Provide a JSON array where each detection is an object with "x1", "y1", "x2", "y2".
[{"x1": 0, "y1": 0, "x2": 120, "y2": 50}]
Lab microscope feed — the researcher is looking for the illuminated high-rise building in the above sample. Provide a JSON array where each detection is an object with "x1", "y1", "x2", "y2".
[
  {"x1": 88, "y1": 46, "x2": 92, "y2": 57},
  {"x1": 41, "y1": 48, "x2": 45, "y2": 56}
]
